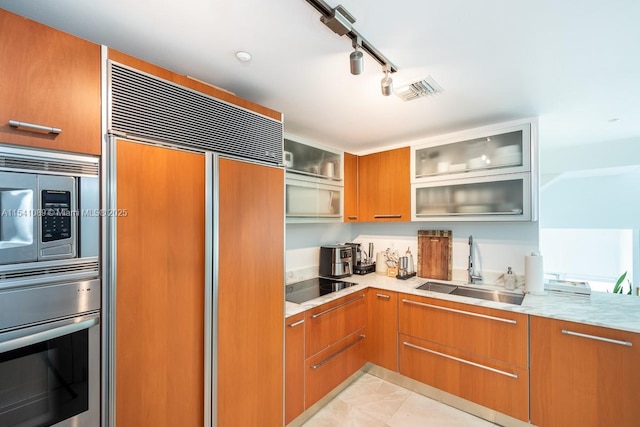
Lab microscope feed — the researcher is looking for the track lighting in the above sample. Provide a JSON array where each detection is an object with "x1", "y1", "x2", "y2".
[
  {"x1": 350, "y1": 43, "x2": 364, "y2": 75},
  {"x1": 381, "y1": 67, "x2": 393, "y2": 96}
]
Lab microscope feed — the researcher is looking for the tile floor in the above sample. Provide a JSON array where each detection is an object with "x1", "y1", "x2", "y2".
[{"x1": 302, "y1": 373, "x2": 497, "y2": 427}]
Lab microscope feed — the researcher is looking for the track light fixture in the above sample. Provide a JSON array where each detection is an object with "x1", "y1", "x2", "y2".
[
  {"x1": 306, "y1": 0, "x2": 398, "y2": 93},
  {"x1": 350, "y1": 39, "x2": 364, "y2": 75},
  {"x1": 381, "y1": 66, "x2": 393, "y2": 96}
]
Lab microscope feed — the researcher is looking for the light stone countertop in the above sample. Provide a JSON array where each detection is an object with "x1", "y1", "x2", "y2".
[{"x1": 285, "y1": 273, "x2": 640, "y2": 334}]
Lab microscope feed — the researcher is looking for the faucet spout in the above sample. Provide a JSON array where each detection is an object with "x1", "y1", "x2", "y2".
[{"x1": 468, "y1": 235, "x2": 482, "y2": 284}]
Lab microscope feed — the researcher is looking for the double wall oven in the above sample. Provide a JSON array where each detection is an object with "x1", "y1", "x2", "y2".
[{"x1": 0, "y1": 145, "x2": 101, "y2": 427}]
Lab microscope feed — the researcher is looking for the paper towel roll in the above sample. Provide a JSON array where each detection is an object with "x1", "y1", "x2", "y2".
[
  {"x1": 376, "y1": 252, "x2": 388, "y2": 275},
  {"x1": 525, "y1": 253, "x2": 545, "y2": 295}
]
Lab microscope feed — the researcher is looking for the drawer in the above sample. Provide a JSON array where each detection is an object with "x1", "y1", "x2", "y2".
[
  {"x1": 399, "y1": 334, "x2": 529, "y2": 422},
  {"x1": 399, "y1": 294, "x2": 528, "y2": 367},
  {"x1": 305, "y1": 292, "x2": 366, "y2": 358},
  {"x1": 305, "y1": 328, "x2": 367, "y2": 408}
]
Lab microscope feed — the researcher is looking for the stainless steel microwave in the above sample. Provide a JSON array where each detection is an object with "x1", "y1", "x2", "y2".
[{"x1": 0, "y1": 145, "x2": 99, "y2": 266}]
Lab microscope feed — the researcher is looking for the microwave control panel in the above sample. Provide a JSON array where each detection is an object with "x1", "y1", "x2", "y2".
[{"x1": 41, "y1": 190, "x2": 72, "y2": 242}]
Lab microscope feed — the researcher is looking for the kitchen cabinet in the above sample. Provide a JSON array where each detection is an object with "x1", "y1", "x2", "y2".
[
  {"x1": 285, "y1": 313, "x2": 305, "y2": 425},
  {"x1": 284, "y1": 136, "x2": 344, "y2": 222},
  {"x1": 218, "y1": 158, "x2": 284, "y2": 427},
  {"x1": 530, "y1": 316, "x2": 640, "y2": 427},
  {"x1": 0, "y1": 9, "x2": 101, "y2": 155},
  {"x1": 358, "y1": 147, "x2": 411, "y2": 222},
  {"x1": 304, "y1": 291, "x2": 367, "y2": 407},
  {"x1": 398, "y1": 293, "x2": 529, "y2": 422},
  {"x1": 343, "y1": 152, "x2": 359, "y2": 222},
  {"x1": 114, "y1": 139, "x2": 205, "y2": 426},
  {"x1": 366, "y1": 289, "x2": 398, "y2": 371},
  {"x1": 410, "y1": 119, "x2": 537, "y2": 221}
]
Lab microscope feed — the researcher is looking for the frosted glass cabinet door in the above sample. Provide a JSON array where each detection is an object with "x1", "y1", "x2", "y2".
[
  {"x1": 286, "y1": 179, "x2": 343, "y2": 222},
  {"x1": 413, "y1": 123, "x2": 531, "y2": 181},
  {"x1": 284, "y1": 138, "x2": 342, "y2": 182},
  {"x1": 412, "y1": 173, "x2": 532, "y2": 221}
]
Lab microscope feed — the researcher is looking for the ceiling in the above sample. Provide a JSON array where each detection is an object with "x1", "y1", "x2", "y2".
[{"x1": 2, "y1": 0, "x2": 639, "y2": 154}]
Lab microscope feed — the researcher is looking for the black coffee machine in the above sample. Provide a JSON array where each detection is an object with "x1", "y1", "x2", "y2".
[{"x1": 346, "y1": 242, "x2": 375, "y2": 275}]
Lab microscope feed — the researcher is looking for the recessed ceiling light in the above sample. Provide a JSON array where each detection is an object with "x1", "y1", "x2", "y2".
[{"x1": 235, "y1": 51, "x2": 252, "y2": 62}]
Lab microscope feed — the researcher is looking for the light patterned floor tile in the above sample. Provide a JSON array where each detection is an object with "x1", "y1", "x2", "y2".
[{"x1": 386, "y1": 393, "x2": 496, "y2": 427}]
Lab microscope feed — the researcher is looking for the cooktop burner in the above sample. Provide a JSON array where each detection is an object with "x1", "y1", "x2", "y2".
[{"x1": 285, "y1": 277, "x2": 358, "y2": 304}]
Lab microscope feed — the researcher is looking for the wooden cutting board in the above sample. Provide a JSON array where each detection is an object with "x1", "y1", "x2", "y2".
[{"x1": 417, "y1": 230, "x2": 452, "y2": 280}]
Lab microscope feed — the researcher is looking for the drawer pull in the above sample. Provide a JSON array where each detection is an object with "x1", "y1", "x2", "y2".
[
  {"x1": 561, "y1": 329, "x2": 633, "y2": 347},
  {"x1": 9, "y1": 120, "x2": 62, "y2": 135},
  {"x1": 374, "y1": 214, "x2": 402, "y2": 219},
  {"x1": 402, "y1": 298, "x2": 517, "y2": 324},
  {"x1": 403, "y1": 341, "x2": 518, "y2": 379},
  {"x1": 376, "y1": 293, "x2": 391, "y2": 299},
  {"x1": 311, "y1": 334, "x2": 366, "y2": 369},
  {"x1": 287, "y1": 319, "x2": 305, "y2": 328},
  {"x1": 347, "y1": 216, "x2": 358, "y2": 220},
  {"x1": 310, "y1": 294, "x2": 365, "y2": 319}
]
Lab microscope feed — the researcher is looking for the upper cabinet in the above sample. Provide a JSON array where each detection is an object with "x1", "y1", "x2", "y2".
[
  {"x1": 0, "y1": 9, "x2": 101, "y2": 155},
  {"x1": 358, "y1": 147, "x2": 411, "y2": 222},
  {"x1": 284, "y1": 136, "x2": 344, "y2": 223},
  {"x1": 410, "y1": 119, "x2": 537, "y2": 221}
]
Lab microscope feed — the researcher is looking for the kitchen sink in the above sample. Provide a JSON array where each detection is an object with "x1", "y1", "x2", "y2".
[{"x1": 416, "y1": 281, "x2": 525, "y2": 305}]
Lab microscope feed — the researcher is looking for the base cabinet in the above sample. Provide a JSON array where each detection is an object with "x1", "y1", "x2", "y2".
[
  {"x1": 367, "y1": 290, "x2": 398, "y2": 371},
  {"x1": 530, "y1": 316, "x2": 640, "y2": 427},
  {"x1": 398, "y1": 293, "x2": 529, "y2": 422},
  {"x1": 285, "y1": 313, "x2": 305, "y2": 425}
]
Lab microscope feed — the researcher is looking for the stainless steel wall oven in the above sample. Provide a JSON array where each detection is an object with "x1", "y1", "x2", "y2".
[{"x1": 0, "y1": 145, "x2": 101, "y2": 427}]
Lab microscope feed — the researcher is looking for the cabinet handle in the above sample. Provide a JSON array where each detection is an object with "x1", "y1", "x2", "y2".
[
  {"x1": 403, "y1": 341, "x2": 518, "y2": 379},
  {"x1": 374, "y1": 214, "x2": 402, "y2": 219},
  {"x1": 310, "y1": 294, "x2": 365, "y2": 319},
  {"x1": 561, "y1": 329, "x2": 633, "y2": 347},
  {"x1": 311, "y1": 334, "x2": 366, "y2": 369},
  {"x1": 287, "y1": 319, "x2": 305, "y2": 328},
  {"x1": 376, "y1": 293, "x2": 391, "y2": 299},
  {"x1": 401, "y1": 298, "x2": 517, "y2": 324},
  {"x1": 347, "y1": 216, "x2": 358, "y2": 220},
  {"x1": 9, "y1": 120, "x2": 62, "y2": 135}
]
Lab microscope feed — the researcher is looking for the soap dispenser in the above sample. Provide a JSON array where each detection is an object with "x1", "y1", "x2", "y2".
[{"x1": 505, "y1": 267, "x2": 516, "y2": 290}]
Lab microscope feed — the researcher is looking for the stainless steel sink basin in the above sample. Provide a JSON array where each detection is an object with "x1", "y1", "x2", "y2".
[{"x1": 416, "y1": 281, "x2": 525, "y2": 305}]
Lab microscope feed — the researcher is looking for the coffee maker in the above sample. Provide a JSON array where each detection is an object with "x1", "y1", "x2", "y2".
[{"x1": 319, "y1": 245, "x2": 352, "y2": 278}]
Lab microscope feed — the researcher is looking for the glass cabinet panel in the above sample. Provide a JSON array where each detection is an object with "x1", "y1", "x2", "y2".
[
  {"x1": 412, "y1": 173, "x2": 532, "y2": 221},
  {"x1": 286, "y1": 179, "x2": 342, "y2": 222},
  {"x1": 413, "y1": 123, "x2": 530, "y2": 180},
  {"x1": 284, "y1": 138, "x2": 342, "y2": 181}
]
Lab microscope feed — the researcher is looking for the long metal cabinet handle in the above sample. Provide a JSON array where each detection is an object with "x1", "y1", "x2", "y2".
[
  {"x1": 310, "y1": 294, "x2": 365, "y2": 319},
  {"x1": 561, "y1": 329, "x2": 633, "y2": 347},
  {"x1": 376, "y1": 293, "x2": 391, "y2": 299},
  {"x1": 311, "y1": 334, "x2": 366, "y2": 369},
  {"x1": 9, "y1": 120, "x2": 62, "y2": 135},
  {"x1": 403, "y1": 341, "x2": 518, "y2": 379},
  {"x1": 401, "y1": 298, "x2": 517, "y2": 324},
  {"x1": 374, "y1": 214, "x2": 402, "y2": 218},
  {"x1": 0, "y1": 317, "x2": 99, "y2": 354},
  {"x1": 288, "y1": 319, "x2": 305, "y2": 328}
]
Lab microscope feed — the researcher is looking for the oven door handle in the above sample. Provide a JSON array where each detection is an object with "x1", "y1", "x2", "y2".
[{"x1": 0, "y1": 317, "x2": 99, "y2": 354}]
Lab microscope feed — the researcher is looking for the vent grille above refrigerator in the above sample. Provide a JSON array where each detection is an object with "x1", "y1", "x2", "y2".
[{"x1": 108, "y1": 62, "x2": 283, "y2": 164}]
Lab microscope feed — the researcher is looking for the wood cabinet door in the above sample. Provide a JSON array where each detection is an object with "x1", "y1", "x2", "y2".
[
  {"x1": 285, "y1": 313, "x2": 305, "y2": 425},
  {"x1": 0, "y1": 9, "x2": 101, "y2": 155},
  {"x1": 305, "y1": 291, "x2": 367, "y2": 358},
  {"x1": 530, "y1": 316, "x2": 640, "y2": 427},
  {"x1": 343, "y1": 152, "x2": 359, "y2": 222},
  {"x1": 358, "y1": 147, "x2": 410, "y2": 222},
  {"x1": 217, "y1": 158, "x2": 284, "y2": 427},
  {"x1": 115, "y1": 139, "x2": 205, "y2": 426},
  {"x1": 367, "y1": 289, "x2": 398, "y2": 371}
]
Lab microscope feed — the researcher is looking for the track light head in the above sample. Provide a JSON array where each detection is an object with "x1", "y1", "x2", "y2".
[
  {"x1": 381, "y1": 68, "x2": 393, "y2": 96},
  {"x1": 350, "y1": 47, "x2": 364, "y2": 75}
]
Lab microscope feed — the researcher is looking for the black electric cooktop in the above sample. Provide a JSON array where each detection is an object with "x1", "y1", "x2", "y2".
[{"x1": 285, "y1": 277, "x2": 358, "y2": 304}]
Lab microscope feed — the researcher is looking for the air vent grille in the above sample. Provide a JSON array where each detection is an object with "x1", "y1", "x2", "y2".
[
  {"x1": 0, "y1": 156, "x2": 99, "y2": 176},
  {"x1": 109, "y1": 63, "x2": 283, "y2": 164},
  {"x1": 396, "y1": 76, "x2": 444, "y2": 101},
  {"x1": 0, "y1": 260, "x2": 99, "y2": 281}
]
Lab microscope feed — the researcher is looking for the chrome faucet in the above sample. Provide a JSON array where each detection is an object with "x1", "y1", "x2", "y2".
[{"x1": 468, "y1": 235, "x2": 482, "y2": 284}]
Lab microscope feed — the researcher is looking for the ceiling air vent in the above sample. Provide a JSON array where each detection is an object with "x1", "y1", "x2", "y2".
[{"x1": 395, "y1": 76, "x2": 444, "y2": 101}]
